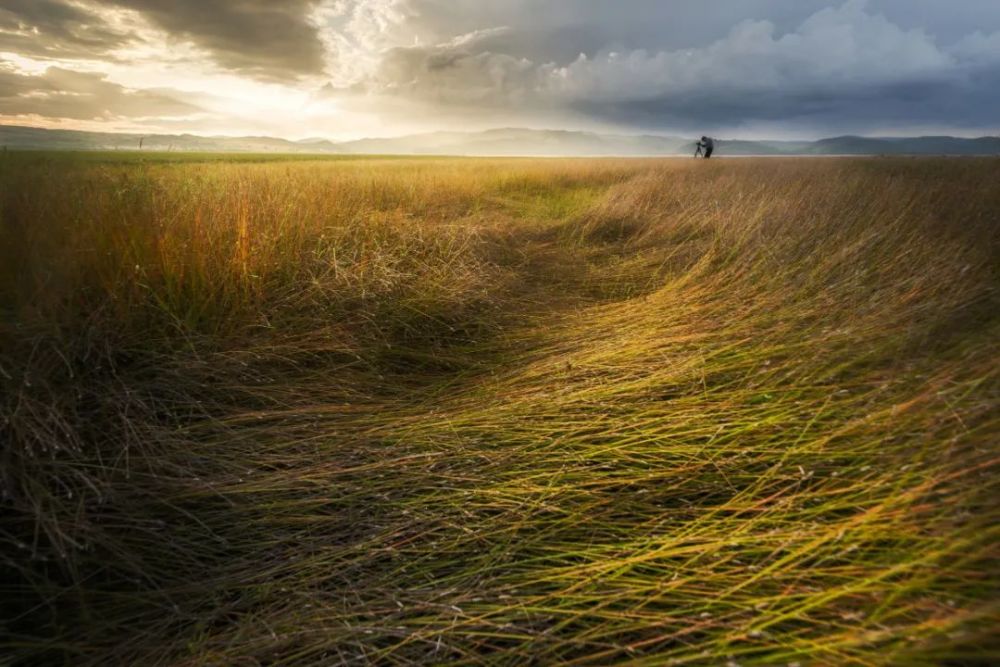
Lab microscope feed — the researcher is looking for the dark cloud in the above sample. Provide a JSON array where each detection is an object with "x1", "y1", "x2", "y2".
[
  {"x1": 576, "y1": 74, "x2": 1000, "y2": 135},
  {"x1": 0, "y1": 65, "x2": 202, "y2": 120},
  {"x1": 367, "y1": 29, "x2": 536, "y2": 105},
  {"x1": 110, "y1": 0, "x2": 327, "y2": 80},
  {"x1": 370, "y1": 1, "x2": 836, "y2": 60},
  {"x1": 0, "y1": 0, "x2": 134, "y2": 60},
  {"x1": 0, "y1": 0, "x2": 328, "y2": 80},
  {"x1": 339, "y1": 0, "x2": 1000, "y2": 135},
  {"x1": 342, "y1": 0, "x2": 1000, "y2": 65}
]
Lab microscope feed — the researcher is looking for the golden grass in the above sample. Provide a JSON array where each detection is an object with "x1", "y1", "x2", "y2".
[{"x1": 1, "y1": 153, "x2": 998, "y2": 665}]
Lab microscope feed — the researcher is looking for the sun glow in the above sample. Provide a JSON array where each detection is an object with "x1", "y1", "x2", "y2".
[{"x1": 1, "y1": 52, "x2": 57, "y2": 75}]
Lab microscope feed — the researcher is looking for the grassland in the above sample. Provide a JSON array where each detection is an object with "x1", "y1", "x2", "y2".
[{"x1": 1, "y1": 153, "x2": 998, "y2": 665}]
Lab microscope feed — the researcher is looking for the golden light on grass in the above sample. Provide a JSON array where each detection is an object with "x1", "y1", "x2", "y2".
[{"x1": 1, "y1": 153, "x2": 998, "y2": 664}]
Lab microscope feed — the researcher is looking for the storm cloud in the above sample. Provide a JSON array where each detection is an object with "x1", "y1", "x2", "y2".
[
  {"x1": 340, "y1": 0, "x2": 1000, "y2": 134},
  {"x1": 0, "y1": 0, "x2": 998, "y2": 138},
  {"x1": 0, "y1": 66, "x2": 202, "y2": 120},
  {"x1": 108, "y1": 0, "x2": 328, "y2": 80},
  {"x1": 0, "y1": 0, "x2": 328, "y2": 80},
  {"x1": 0, "y1": 0, "x2": 134, "y2": 60}
]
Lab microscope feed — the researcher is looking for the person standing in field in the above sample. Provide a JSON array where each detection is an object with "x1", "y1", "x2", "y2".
[{"x1": 695, "y1": 136, "x2": 715, "y2": 158}]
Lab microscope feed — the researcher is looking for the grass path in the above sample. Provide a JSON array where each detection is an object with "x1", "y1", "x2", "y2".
[{"x1": 143, "y1": 228, "x2": 998, "y2": 665}]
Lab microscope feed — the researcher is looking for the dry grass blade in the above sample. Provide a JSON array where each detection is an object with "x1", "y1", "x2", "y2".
[{"x1": 1, "y1": 153, "x2": 998, "y2": 665}]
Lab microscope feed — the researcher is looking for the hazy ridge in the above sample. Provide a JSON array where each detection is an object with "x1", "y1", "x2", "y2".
[{"x1": 3, "y1": 123, "x2": 1000, "y2": 156}]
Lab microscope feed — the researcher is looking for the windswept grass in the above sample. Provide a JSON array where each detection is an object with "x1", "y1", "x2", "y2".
[{"x1": 1, "y1": 154, "x2": 998, "y2": 665}]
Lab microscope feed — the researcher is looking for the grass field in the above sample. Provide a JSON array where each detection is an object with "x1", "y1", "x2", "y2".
[{"x1": 1, "y1": 153, "x2": 998, "y2": 665}]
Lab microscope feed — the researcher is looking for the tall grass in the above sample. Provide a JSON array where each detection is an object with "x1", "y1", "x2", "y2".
[{"x1": 1, "y1": 154, "x2": 998, "y2": 665}]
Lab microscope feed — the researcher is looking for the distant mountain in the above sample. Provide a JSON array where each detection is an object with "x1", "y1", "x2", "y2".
[
  {"x1": 698, "y1": 136, "x2": 1000, "y2": 156},
  {"x1": 337, "y1": 128, "x2": 693, "y2": 156},
  {"x1": 0, "y1": 125, "x2": 343, "y2": 153},
  {"x1": 2, "y1": 124, "x2": 999, "y2": 157},
  {"x1": 803, "y1": 135, "x2": 1000, "y2": 155}
]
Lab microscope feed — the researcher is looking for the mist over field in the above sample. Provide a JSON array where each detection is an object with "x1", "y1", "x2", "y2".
[{"x1": 2, "y1": 1, "x2": 1000, "y2": 665}]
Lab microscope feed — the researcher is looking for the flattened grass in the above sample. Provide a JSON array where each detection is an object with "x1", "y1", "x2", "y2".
[{"x1": 1, "y1": 155, "x2": 998, "y2": 665}]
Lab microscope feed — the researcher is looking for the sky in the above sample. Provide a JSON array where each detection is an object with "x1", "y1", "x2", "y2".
[{"x1": 1, "y1": 0, "x2": 999, "y2": 140}]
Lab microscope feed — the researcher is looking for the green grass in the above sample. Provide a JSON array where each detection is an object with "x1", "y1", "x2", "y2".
[{"x1": 1, "y1": 154, "x2": 998, "y2": 665}]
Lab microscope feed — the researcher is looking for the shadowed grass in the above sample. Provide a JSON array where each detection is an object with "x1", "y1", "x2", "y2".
[{"x1": 1, "y1": 154, "x2": 998, "y2": 665}]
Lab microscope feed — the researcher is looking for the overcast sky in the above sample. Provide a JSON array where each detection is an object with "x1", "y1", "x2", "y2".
[{"x1": 1, "y1": 0, "x2": 999, "y2": 140}]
